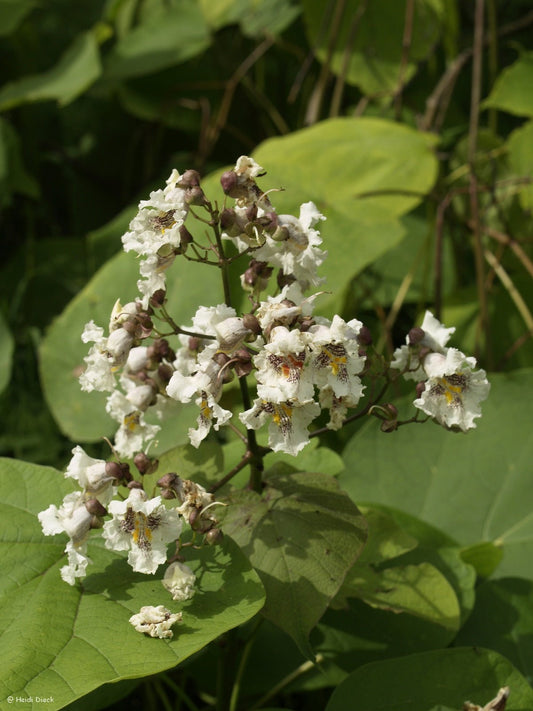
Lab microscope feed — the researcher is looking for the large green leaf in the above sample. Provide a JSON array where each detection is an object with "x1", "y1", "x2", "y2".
[
  {"x1": 105, "y1": 0, "x2": 210, "y2": 80},
  {"x1": 340, "y1": 369, "x2": 533, "y2": 579},
  {"x1": 0, "y1": 31, "x2": 101, "y2": 110},
  {"x1": 0, "y1": 458, "x2": 265, "y2": 709},
  {"x1": 483, "y1": 52, "x2": 533, "y2": 118},
  {"x1": 325, "y1": 647, "x2": 533, "y2": 711},
  {"x1": 253, "y1": 117, "x2": 438, "y2": 310},
  {"x1": 0, "y1": 309, "x2": 14, "y2": 395},
  {"x1": 39, "y1": 246, "x2": 222, "y2": 443},
  {"x1": 199, "y1": 0, "x2": 300, "y2": 35},
  {"x1": 221, "y1": 470, "x2": 367, "y2": 657},
  {"x1": 455, "y1": 577, "x2": 533, "y2": 683},
  {"x1": 302, "y1": 0, "x2": 444, "y2": 96}
]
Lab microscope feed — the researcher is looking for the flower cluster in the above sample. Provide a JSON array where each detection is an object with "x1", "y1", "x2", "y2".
[
  {"x1": 392, "y1": 311, "x2": 490, "y2": 431},
  {"x1": 39, "y1": 155, "x2": 491, "y2": 638}
]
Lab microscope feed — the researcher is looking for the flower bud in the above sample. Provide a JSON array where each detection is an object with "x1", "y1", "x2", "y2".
[
  {"x1": 357, "y1": 325, "x2": 373, "y2": 346},
  {"x1": 416, "y1": 381, "x2": 426, "y2": 398},
  {"x1": 220, "y1": 208, "x2": 237, "y2": 230},
  {"x1": 408, "y1": 327, "x2": 425, "y2": 345},
  {"x1": 185, "y1": 186, "x2": 207, "y2": 206},
  {"x1": 157, "y1": 472, "x2": 179, "y2": 489},
  {"x1": 105, "y1": 461, "x2": 131, "y2": 482},
  {"x1": 158, "y1": 363, "x2": 174, "y2": 382},
  {"x1": 188, "y1": 337, "x2": 200, "y2": 352},
  {"x1": 85, "y1": 498, "x2": 107, "y2": 516},
  {"x1": 150, "y1": 289, "x2": 167, "y2": 308},
  {"x1": 178, "y1": 169, "x2": 201, "y2": 188},
  {"x1": 220, "y1": 170, "x2": 238, "y2": 195},
  {"x1": 242, "y1": 313, "x2": 261, "y2": 335},
  {"x1": 381, "y1": 419, "x2": 399, "y2": 433},
  {"x1": 134, "y1": 452, "x2": 159, "y2": 476},
  {"x1": 205, "y1": 528, "x2": 224, "y2": 545},
  {"x1": 127, "y1": 480, "x2": 144, "y2": 490}
]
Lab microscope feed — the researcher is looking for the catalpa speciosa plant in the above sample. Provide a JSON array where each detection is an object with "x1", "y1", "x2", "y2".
[{"x1": 39, "y1": 156, "x2": 490, "y2": 639}]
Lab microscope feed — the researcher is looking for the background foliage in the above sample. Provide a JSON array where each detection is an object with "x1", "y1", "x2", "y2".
[{"x1": 1, "y1": 0, "x2": 532, "y2": 709}]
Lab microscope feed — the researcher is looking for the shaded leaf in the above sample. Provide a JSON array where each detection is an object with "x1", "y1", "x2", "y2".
[
  {"x1": 0, "y1": 31, "x2": 101, "y2": 110},
  {"x1": 0, "y1": 458, "x2": 265, "y2": 709},
  {"x1": 0, "y1": 309, "x2": 14, "y2": 395},
  {"x1": 340, "y1": 369, "x2": 533, "y2": 579},
  {"x1": 325, "y1": 647, "x2": 533, "y2": 711},
  {"x1": 507, "y1": 119, "x2": 533, "y2": 211},
  {"x1": 221, "y1": 470, "x2": 367, "y2": 657},
  {"x1": 105, "y1": 0, "x2": 210, "y2": 80},
  {"x1": 0, "y1": 0, "x2": 36, "y2": 36},
  {"x1": 302, "y1": 0, "x2": 444, "y2": 96},
  {"x1": 455, "y1": 578, "x2": 533, "y2": 683}
]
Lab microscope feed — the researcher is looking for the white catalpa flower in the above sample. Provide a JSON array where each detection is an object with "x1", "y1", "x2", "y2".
[
  {"x1": 79, "y1": 321, "x2": 131, "y2": 393},
  {"x1": 129, "y1": 605, "x2": 182, "y2": 639},
  {"x1": 65, "y1": 445, "x2": 116, "y2": 504},
  {"x1": 122, "y1": 172, "x2": 187, "y2": 258},
  {"x1": 38, "y1": 491, "x2": 93, "y2": 585},
  {"x1": 254, "y1": 326, "x2": 313, "y2": 403},
  {"x1": 167, "y1": 346, "x2": 232, "y2": 448},
  {"x1": 318, "y1": 386, "x2": 362, "y2": 431},
  {"x1": 234, "y1": 155, "x2": 264, "y2": 180},
  {"x1": 240, "y1": 398, "x2": 320, "y2": 456},
  {"x1": 308, "y1": 315, "x2": 366, "y2": 401},
  {"x1": 106, "y1": 387, "x2": 162, "y2": 458},
  {"x1": 414, "y1": 348, "x2": 490, "y2": 431},
  {"x1": 163, "y1": 561, "x2": 196, "y2": 601},
  {"x1": 254, "y1": 202, "x2": 327, "y2": 289},
  {"x1": 391, "y1": 311, "x2": 456, "y2": 381},
  {"x1": 255, "y1": 283, "x2": 316, "y2": 332},
  {"x1": 103, "y1": 489, "x2": 182, "y2": 574}
]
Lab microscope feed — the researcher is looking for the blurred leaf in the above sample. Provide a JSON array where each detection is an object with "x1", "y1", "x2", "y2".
[
  {"x1": 105, "y1": 0, "x2": 210, "y2": 80},
  {"x1": 483, "y1": 52, "x2": 533, "y2": 118},
  {"x1": 39, "y1": 247, "x2": 222, "y2": 443},
  {"x1": 253, "y1": 117, "x2": 438, "y2": 310},
  {"x1": 455, "y1": 578, "x2": 533, "y2": 683},
  {"x1": 0, "y1": 457, "x2": 265, "y2": 709},
  {"x1": 325, "y1": 647, "x2": 533, "y2": 711},
  {"x1": 340, "y1": 369, "x2": 533, "y2": 579},
  {"x1": 199, "y1": 0, "x2": 300, "y2": 35},
  {"x1": 0, "y1": 0, "x2": 36, "y2": 36},
  {"x1": 0, "y1": 31, "x2": 101, "y2": 110},
  {"x1": 302, "y1": 0, "x2": 444, "y2": 96},
  {"x1": 0, "y1": 117, "x2": 39, "y2": 205},
  {"x1": 507, "y1": 119, "x2": 533, "y2": 210},
  {"x1": 221, "y1": 470, "x2": 367, "y2": 657},
  {"x1": 0, "y1": 310, "x2": 14, "y2": 394}
]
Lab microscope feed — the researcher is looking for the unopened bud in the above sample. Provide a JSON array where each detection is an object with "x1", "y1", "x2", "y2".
[
  {"x1": 188, "y1": 337, "x2": 200, "y2": 352},
  {"x1": 416, "y1": 381, "x2": 426, "y2": 398},
  {"x1": 383, "y1": 402, "x2": 398, "y2": 419},
  {"x1": 85, "y1": 498, "x2": 107, "y2": 517},
  {"x1": 408, "y1": 327, "x2": 425, "y2": 345},
  {"x1": 205, "y1": 528, "x2": 224, "y2": 545},
  {"x1": 105, "y1": 461, "x2": 131, "y2": 482},
  {"x1": 381, "y1": 419, "x2": 398, "y2": 433},
  {"x1": 127, "y1": 480, "x2": 144, "y2": 490},
  {"x1": 158, "y1": 363, "x2": 173, "y2": 382},
  {"x1": 157, "y1": 472, "x2": 179, "y2": 489},
  {"x1": 186, "y1": 186, "x2": 207, "y2": 206},
  {"x1": 150, "y1": 289, "x2": 166, "y2": 308},
  {"x1": 242, "y1": 313, "x2": 261, "y2": 334},
  {"x1": 90, "y1": 515, "x2": 105, "y2": 529},
  {"x1": 220, "y1": 208, "x2": 237, "y2": 230},
  {"x1": 220, "y1": 170, "x2": 238, "y2": 195},
  {"x1": 134, "y1": 452, "x2": 158, "y2": 476},
  {"x1": 298, "y1": 317, "x2": 314, "y2": 332},
  {"x1": 213, "y1": 352, "x2": 231, "y2": 367},
  {"x1": 178, "y1": 169, "x2": 201, "y2": 188},
  {"x1": 357, "y1": 325, "x2": 373, "y2": 346}
]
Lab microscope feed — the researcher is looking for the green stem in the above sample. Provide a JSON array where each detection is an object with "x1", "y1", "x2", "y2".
[{"x1": 248, "y1": 654, "x2": 324, "y2": 711}]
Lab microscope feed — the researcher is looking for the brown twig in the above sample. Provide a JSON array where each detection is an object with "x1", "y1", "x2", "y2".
[{"x1": 329, "y1": 0, "x2": 368, "y2": 117}]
